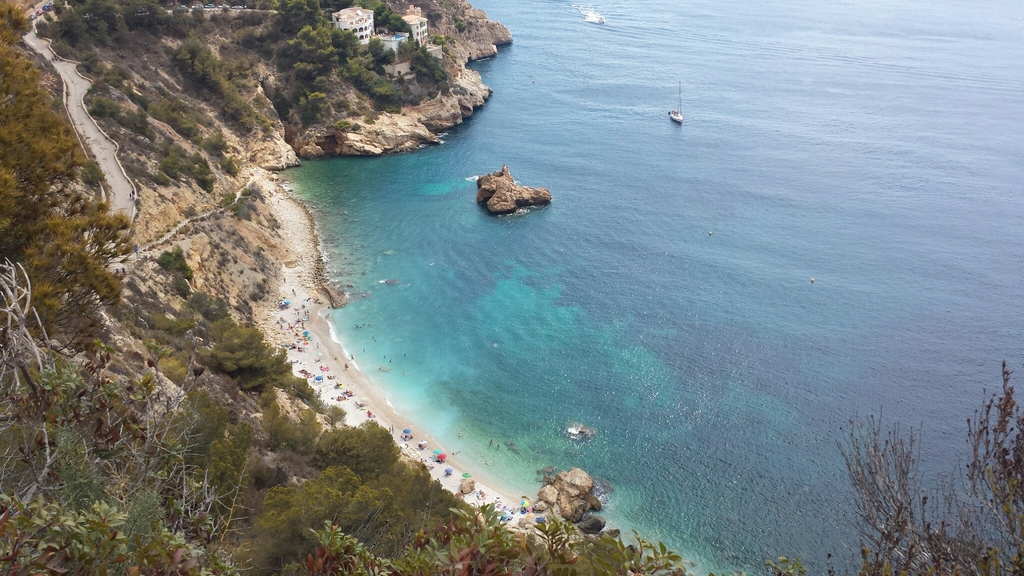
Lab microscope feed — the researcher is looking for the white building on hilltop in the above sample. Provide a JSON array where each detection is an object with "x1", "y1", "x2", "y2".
[
  {"x1": 332, "y1": 7, "x2": 374, "y2": 45},
  {"x1": 402, "y1": 4, "x2": 428, "y2": 45}
]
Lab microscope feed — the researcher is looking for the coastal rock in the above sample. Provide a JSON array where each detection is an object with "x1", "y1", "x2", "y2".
[
  {"x1": 533, "y1": 501, "x2": 549, "y2": 512},
  {"x1": 297, "y1": 143, "x2": 324, "y2": 160},
  {"x1": 538, "y1": 485, "x2": 558, "y2": 505},
  {"x1": 476, "y1": 165, "x2": 552, "y2": 214},
  {"x1": 247, "y1": 134, "x2": 301, "y2": 170},
  {"x1": 459, "y1": 478, "x2": 476, "y2": 494},
  {"x1": 451, "y1": 6, "x2": 513, "y2": 62},
  {"x1": 292, "y1": 114, "x2": 439, "y2": 158},
  {"x1": 577, "y1": 515, "x2": 606, "y2": 535},
  {"x1": 554, "y1": 468, "x2": 594, "y2": 499},
  {"x1": 587, "y1": 494, "x2": 603, "y2": 511},
  {"x1": 549, "y1": 467, "x2": 598, "y2": 522}
]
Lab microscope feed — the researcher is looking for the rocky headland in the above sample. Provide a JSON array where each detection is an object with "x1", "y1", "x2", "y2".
[
  {"x1": 290, "y1": 0, "x2": 512, "y2": 159},
  {"x1": 476, "y1": 165, "x2": 553, "y2": 214}
]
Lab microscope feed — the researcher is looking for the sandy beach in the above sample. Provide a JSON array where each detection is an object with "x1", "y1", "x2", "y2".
[{"x1": 253, "y1": 170, "x2": 537, "y2": 518}]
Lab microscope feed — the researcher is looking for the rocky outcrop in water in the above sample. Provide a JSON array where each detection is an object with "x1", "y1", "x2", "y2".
[
  {"x1": 535, "y1": 467, "x2": 608, "y2": 530},
  {"x1": 476, "y1": 165, "x2": 552, "y2": 214}
]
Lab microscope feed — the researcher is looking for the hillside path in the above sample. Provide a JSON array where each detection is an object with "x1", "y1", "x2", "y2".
[{"x1": 22, "y1": 24, "x2": 137, "y2": 219}]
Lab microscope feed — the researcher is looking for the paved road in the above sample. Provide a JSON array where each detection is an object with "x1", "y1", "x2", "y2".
[{"x1": 22, "y1": 25, "x2": 137, "y2": 219}]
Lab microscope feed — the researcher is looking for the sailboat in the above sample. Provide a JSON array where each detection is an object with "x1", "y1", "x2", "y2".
[{"x1": 669, "y1": 82, "x2": 683, "y2": 123}]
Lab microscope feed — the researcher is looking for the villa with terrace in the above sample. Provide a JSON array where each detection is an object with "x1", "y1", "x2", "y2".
[{"x1": 331, "y1": 7, "x2": 374, "y2": 44}]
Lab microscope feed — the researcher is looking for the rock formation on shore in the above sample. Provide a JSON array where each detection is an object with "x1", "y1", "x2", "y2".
[
  {"x1": 535, "y1": 467, "x2": 607, "y2": 535},
  {"x1": 476, "y1": 165, "x2": 552, "y2": 214}
]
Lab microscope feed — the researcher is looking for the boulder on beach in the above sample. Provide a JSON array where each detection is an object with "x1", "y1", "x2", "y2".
[
  {"x1": 577, "y1": 514, "x2": 606, "y2": 535},
  {"x1": 459, "y1": 478, "x2": 476, "y2": 494},
  {"x1": 538, "y1": 485, "x2": 558, "y2": 505},
  {"x1": 476, "y1": 165, "x2": 551, "y2": 214}
]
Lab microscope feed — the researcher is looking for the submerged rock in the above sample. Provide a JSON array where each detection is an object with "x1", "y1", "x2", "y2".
[
  {"x1": 577, "y1": 514, "x2": 606, "y2": 535},
  {"x1": 476, "y1": 165, "x2": 551, "y2": 214}
]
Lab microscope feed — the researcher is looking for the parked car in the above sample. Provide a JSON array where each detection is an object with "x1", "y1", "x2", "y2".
[
  {"x1": 35, "y1": 9, "x2": 43, "y2": 15},
  {"x1": 203, "y1": 3, "x2": 214, "y2": 8},
  {"x1": 191, "y1": 4, "x2": 203, "y2": 8},
  {"x1": 42, "y1": 3, "x2": 53, "y2": 10},
  {"x1": 29, "y1": 12, "x2": 36, "y2": 19},
  {"x1": 230, "y1": 5, "x2": 243, "y2": 9},
  {"x1": 174, "y1": 5, "x2": 188, "y2": 11}
]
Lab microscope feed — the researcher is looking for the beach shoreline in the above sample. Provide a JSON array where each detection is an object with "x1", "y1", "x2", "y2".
[{"x1": 252, "y1": 167, "x2": 538, "y2": 517}]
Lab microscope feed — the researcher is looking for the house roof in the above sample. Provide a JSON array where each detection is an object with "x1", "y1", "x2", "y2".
[{"x1": 333, "y1": 7, "x2": 372, "y2": 18}]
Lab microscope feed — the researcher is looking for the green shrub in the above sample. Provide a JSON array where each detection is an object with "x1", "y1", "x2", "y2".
[
  {"x1": 148, "y1": 97, "x2": 201, "y2": 140},
  {"x1": 149, "y1": 312, "x2": 195, "y2": 335},
  {"x1": 187, "y1": 291, "x2": 230, "y2": 322},
  {"x1": 202, "y1": 318, "x2": 293, "y2": 392},
  {"x1": 263, "y1": 396, "x2": 321, "y2": 452},
  {"x1": 172, "y1": 274, "x2": 192, "y2": 298},
  {"x1": 454, "y1": 18, "x2": 466, "y2": 32},
  {"x1": 117, "y1": 106, "x2": 154, "y2": 139},
  {"x1": 298, "y1": 91, "x2": 329, "y2": 126},
  {"x1": 156, "y1": 246, "x2": 193, "y2": 280},
  {"x1": 220, "y1": 156, "x2": 239, "y2": 176},
  {"x1": 88, "y1": 96, "x2": 120, "y2": 118},
  {"x1": 311, "y1": 422, "x2": 399, "y2": 480},
  {"x1": 152, "y1": 170, "x2": 171, "y2": 186},
  {"x1": 203, "y1": 132, "x2": 229, "y2": 156},
  {"x1": 80, "y1": 160, "x2": 105, "y2": 185}
]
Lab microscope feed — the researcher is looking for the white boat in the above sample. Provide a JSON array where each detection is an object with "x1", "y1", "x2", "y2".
[{"x1": 669, "y1": 81, "x2": 683, "y2": 123}]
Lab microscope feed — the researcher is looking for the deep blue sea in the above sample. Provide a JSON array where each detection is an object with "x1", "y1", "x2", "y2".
[{"x1": 288, "y1": 0, "x2": 1024, "y2": 571}]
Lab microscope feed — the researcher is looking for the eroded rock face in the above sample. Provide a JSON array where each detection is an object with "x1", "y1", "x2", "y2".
[
  {"x1": 476, "y1": 165, "x2": 552, "y2": 214},
  {"x1": 459, "y1": 478, "x2": 476, "y2": 494},
  {"x1": 541, "y1": 467, "x2": 599, "y2": 523}
]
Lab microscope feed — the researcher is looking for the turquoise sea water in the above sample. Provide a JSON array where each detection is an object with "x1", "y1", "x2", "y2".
[{"x1": 288, "y1": 0, "x2": 1024, "y2": 571}]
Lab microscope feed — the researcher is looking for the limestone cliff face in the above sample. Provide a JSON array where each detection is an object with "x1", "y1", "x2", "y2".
[
  {"x1": 289, "y1": 0, "x2": 511, "y2": 158},
  {"x1": 292, "y1": 69, "x2": 492, "y2": 158}
]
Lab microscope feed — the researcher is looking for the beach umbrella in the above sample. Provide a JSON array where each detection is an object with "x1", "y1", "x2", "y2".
[
  {"x1": 444, "y1": 467, "x2": 453, "y2": 474},
  {"x1": 403, "y1": 429, "x2": 411, "y2": 434},
  {"x1": 520, "y1": 500, "x2": 530, "y2": 509},
  {"x1": 433, "y1": 449, "x2": 443, "y2": 455},
  {"x1": 314, "y1": 375, "x2": 322, "y2": 382},
  {"x1": 462, "y1": 473, "x2": 471, "y2": 478},
  {"x1": 437, "y1": 454, "x2": 447, "y2": 461}
]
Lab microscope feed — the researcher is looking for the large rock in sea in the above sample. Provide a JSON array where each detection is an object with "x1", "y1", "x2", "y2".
[
  {"x1": 476, "y1": 165, "x2": 551, "y2": 214},
  {"x1": 577, "y1": 514, "x2": 606, "y2": 535},
  {"x1": 550, "y1": 467, "x2": 596, "y2": 522}
]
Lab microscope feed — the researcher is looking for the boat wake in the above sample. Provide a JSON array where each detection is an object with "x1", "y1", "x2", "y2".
[
  {"x1": 570, "y1": 3, "x2": 605, "y2": 23},
  {"x1": 465, "y1": 175, "x2": 483, "y2": 181}
]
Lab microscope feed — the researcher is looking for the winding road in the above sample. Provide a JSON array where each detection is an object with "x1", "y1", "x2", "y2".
[{"x1": 22, "y1": 22, "x2": 137, "y2": 219}]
